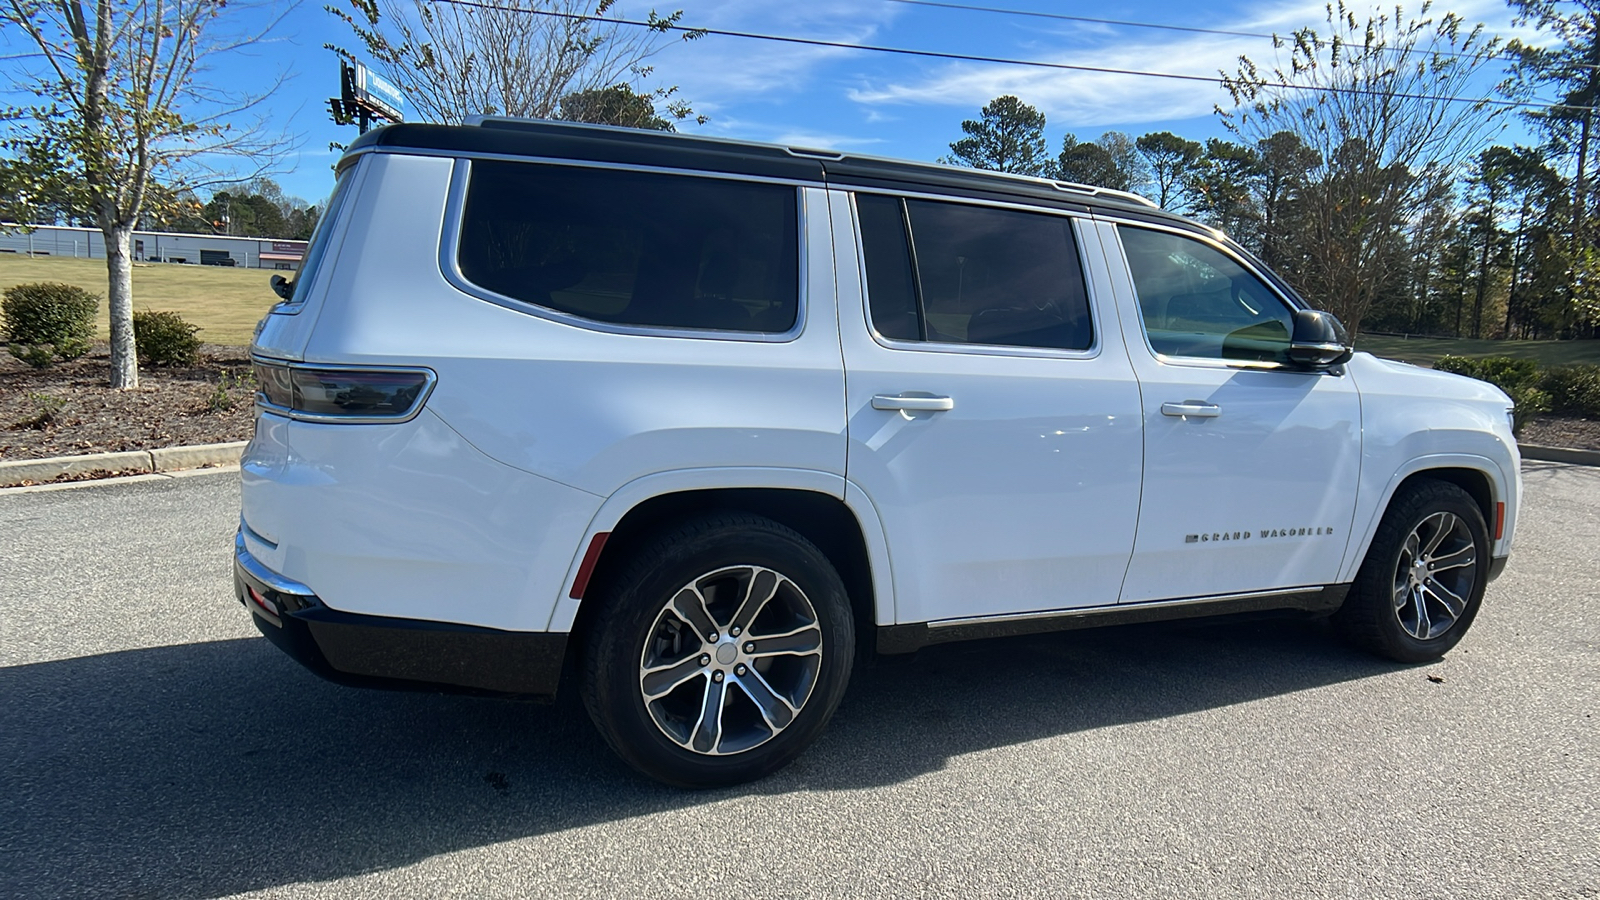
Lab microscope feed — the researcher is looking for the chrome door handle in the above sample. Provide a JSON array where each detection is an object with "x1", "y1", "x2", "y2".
[
  {"x1": 1161, "y1": 401, "x2": 1221, "y2": 418},
  {"x1": 872, "y1": 394, "x2": 954, "y2": 412}
]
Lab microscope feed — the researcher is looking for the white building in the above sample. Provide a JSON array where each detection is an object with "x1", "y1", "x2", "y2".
[{"x1": 0, "y1": 224, "x2": 307, "y2": 270}]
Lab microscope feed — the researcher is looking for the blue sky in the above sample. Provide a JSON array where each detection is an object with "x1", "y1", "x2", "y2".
[{"x1": 3, "y1": 0, "x2": 1550, "y2": 206}]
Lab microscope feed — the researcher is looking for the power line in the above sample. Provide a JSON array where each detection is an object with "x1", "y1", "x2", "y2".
[
  {"x1": 424, "y1": 0, "x2": 1599, "y2": 114},
  {"x1": 884, "y1": 0, "x2": 1297, "y2": 42},
  {"x1": 880, "y1": 0, "x2": 1592, "y2": 71}
]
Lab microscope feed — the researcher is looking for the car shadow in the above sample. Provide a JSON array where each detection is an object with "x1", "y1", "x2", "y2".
[{"x1": 1, "y1": 615, "x2": 1396, "y2": 897}]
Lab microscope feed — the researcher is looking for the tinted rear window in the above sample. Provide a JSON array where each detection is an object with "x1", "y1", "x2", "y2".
[
  {"x1": 283, "y1": 166, "x2": 355, "y2": 307},
  {"x1": 458, "y1": 161, "x2": 799, "y2": 333}
]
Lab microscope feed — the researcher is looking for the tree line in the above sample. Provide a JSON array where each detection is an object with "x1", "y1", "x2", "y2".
[
  {"x1": 943, "y1": 1, "x2": 1600, "y2": 342},
  {"x1": 0, "y1": 168, "x2": 323, "y2": 242}
]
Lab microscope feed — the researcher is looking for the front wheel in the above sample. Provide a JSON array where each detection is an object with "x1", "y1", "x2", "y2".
[
  {"x1": 581, "y1": 514, "x2": 855, "y2": 787},
  {"x1": 1335, "y1": 480, "x2": 1490, "y2": 663}
]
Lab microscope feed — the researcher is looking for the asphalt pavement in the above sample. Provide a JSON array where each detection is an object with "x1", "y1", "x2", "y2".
[{"x1": 1, "y1": 462, "x2": 1596, "y2": 899}]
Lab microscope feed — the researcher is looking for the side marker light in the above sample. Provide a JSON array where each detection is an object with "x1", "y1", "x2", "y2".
[{"x1": 570, "y1": 532, "x2": 611, "y2": 600}]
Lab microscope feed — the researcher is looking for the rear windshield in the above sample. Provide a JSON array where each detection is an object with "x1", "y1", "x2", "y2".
[
  {"x1": 284, "y1": 167, "x2": 355, "y2": 307},
  {"x1": 457, "y1": 161, "x2": 800, "y2": 334}
]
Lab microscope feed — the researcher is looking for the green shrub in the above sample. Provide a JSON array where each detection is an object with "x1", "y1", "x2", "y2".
[
  {"x1": 1434, "y1": 355, "x2": 1550, "y2": 433},
  {"x1": 1, "y1": 282, "x2": 98, "y2": 367},
  {"x1": 132, "y1": 309, "x2": 202, "y2": 367},
  {"x1": 1541, "y1": 364, "x2": 1600, "y2": 417},
  {"x1": 12, "y1": 392, "x2": 67, "y2": 430}
]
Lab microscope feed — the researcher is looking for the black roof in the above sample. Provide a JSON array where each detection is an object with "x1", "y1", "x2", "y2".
[{"x1": 343, "y1": 117, "x2": 1191, "y2": 226}]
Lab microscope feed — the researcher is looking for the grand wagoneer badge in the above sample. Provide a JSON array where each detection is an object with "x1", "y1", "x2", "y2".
[{"x1": 1186, "y1": 527, "x2": 1335, "y2": 543}]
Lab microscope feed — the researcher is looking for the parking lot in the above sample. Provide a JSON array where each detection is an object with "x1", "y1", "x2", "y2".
[{"x1": 2, "y1": 461, "x2": 1596, "y2": 899}]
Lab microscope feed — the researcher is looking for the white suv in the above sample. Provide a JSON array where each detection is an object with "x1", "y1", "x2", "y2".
[{"x1": 236, "y1": 118, "x2": 1521, "y2": 786}]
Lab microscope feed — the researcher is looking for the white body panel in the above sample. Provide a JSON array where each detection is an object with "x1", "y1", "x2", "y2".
[
  {"x1": 243, "y1": 156, "x2": 846, "y2": 631},
  {"x1": 240, "y1": 410, "x2": 602, "y2": 630},
  {"x1": 1337, "y1": 354, "x2": 1521, "y2": 575},
  {"x1": 834, "y1": 193, "x2": 1144, "y2": 623},
  {"x1": 239, "y1": 147, "x2": 1522, "y2": 638},
  {"x1": 1092, "y1": 219, "x2": 1364, "y2": 602}
]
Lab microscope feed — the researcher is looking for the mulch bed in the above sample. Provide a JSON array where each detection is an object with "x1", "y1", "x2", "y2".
[
  {"x1": 1, "y1": 343, "x2": 255, "y2": 461},
  {"x1": 1520, "y1": 413, "x2": 1600, "y2": 451},
  {"x1": 3, "y1": 343, "x2": 1599, "y2": 462}
]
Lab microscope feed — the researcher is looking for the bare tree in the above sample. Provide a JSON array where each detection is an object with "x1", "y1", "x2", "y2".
[
  {"x1": 1218, "y1": 1, "x2": 1508, "y2": 334},
  {"x1": 2, "y1": 0, "x2": 294, "y2": 388},
  {"x1": 327, "y1": 0, "x2": 699, "y2": 125}
]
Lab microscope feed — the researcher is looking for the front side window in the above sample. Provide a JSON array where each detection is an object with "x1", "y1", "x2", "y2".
[
  {"x1": 1118, "y1": 226, "x2": 1296, "y2": 364},
  {"x1": 457, "y1": 161, "x2": 799, "y2": 333},
  {"x1": 858, "y1": 194, "x2": 1093, "y2": 352}
]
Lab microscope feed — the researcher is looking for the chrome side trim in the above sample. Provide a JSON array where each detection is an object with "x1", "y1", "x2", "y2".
[
  {"x1": 382, "y1": 144, "x2": 826, "y2": 189},
  {"x1": 929, "y1": 586, "x2": 1325, "y2": 629},
  {"x1": 234, "y1": 531, "x2": 314, "y2": 596},
  {"x1": 847, "y1": 181, "x2": 1093, "y2": 218},
  {"x1": 876, "y1": 585, "x2": 1347, "y2": 654},
  {"x1": 250, "y1": 356, "x2": 438, "y2": 425},
  {"x1": 437, "y1": 158, "x2": 810, "y2": 344}
]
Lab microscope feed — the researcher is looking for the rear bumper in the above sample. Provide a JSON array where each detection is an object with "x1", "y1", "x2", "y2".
[
  {"x1": 234, "y1": 532, "x2": 567, "y2": 698},
  {"x1": 1487, "y1": 555, "x2": 1510, "y2": 583}
]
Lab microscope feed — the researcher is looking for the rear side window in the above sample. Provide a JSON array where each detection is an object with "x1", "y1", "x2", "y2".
[
  {"x1": 457, "y1": 161, "x2": 799, "y2": 333},
  {"x1": 857, "y1": 194, "x2": 1093, "y2": 352}
]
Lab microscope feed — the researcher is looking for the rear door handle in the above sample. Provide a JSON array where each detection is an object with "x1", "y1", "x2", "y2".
[
  {"x1": 1160, "y1": 401, "x2": 1221, "y2": 418},
  {"x1": 872, "y1": 394, "x2": 954, "y2": 412}
]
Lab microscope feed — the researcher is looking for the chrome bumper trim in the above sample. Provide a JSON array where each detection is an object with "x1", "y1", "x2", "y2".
[{"x1": 234, "y1": 531, "x2": 315, "y2": 597}]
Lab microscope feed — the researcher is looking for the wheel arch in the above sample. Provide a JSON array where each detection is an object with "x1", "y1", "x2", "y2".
[
  {"x1": 1338, "y1": 455, "x2": 1505, "y2": 583},
  {"x1": 550, "y1": 469, "x2": 894, "y2": 652}
]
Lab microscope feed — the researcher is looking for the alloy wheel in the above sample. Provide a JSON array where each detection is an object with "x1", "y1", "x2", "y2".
[
  {"x1": 1392, "y1": 511, "x2": 1479, "y2": 641},
  {"x1": 638, "y1": 565, "x2": 824, "y2": 756}
]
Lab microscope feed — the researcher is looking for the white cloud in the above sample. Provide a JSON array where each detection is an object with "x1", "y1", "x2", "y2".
[{"x1": 649, "y1": 0, "x2": 904, "y2": 102}]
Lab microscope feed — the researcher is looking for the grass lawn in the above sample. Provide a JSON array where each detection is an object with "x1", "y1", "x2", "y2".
[
  {"x1": 0, "y1": 253, "x2": 278, "y2": 346},
  {"x1": 1353, "y1": 334, "x2": 1600, "y2": 368}
]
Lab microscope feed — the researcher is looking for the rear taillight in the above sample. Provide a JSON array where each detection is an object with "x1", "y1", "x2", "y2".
[{"x1": 252, "y1": 358, "x2": 435, "y2": 423}]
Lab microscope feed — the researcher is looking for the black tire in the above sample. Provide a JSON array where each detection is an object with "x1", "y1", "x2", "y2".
[
  {"x1": 1335, "y1": 480, "x2": 1490, "y2": 663},
  {"x1": 580, "y1": 513, "x2": 855, "y2": 787}
]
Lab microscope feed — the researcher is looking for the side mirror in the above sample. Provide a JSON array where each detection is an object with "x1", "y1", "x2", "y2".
[
  {"x1": 1287, "y1": 309, "x2": 1353, "y2": 369},
  {"x1": 270, "y1": 274, "x2": 295, "y2": 301}
]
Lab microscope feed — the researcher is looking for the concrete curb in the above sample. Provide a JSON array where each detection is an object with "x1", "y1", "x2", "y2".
[
  {"x1": 1519, "y1": 444, "x2": 1600, "y2": 467},
  {"x1": 0, "y1": 441, "x2": 246, "y2": 487}
]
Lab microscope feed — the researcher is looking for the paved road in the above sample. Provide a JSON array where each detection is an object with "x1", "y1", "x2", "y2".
[{"x1": 2, "y1": 463, "x2": 1596, "y2": 899}]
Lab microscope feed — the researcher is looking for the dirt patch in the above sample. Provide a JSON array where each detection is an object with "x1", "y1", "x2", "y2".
[
  {"x1": 1, "y1": 343, "x2": 254, "y2": 461},
  {"x1": 1520, "y1": 413, "x2": 1600, "y2": 451}
]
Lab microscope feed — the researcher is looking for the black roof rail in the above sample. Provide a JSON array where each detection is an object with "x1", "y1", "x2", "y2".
[{"x1": 348, "y1": 116, "x2": 1178, "y2": 220}]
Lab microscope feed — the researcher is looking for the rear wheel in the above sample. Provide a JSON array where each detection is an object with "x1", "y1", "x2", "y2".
[
  {"x1": 581, "y1": 514, "x2": 855, "y2": 787},
  {"x1": 1335, "y1": 480, "x2": 1489, "y2": 663}
]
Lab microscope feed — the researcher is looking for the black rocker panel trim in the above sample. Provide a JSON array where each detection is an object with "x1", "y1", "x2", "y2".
[{"x1": 876, "y1": 585, "x2": 1349, "y2": 654}]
